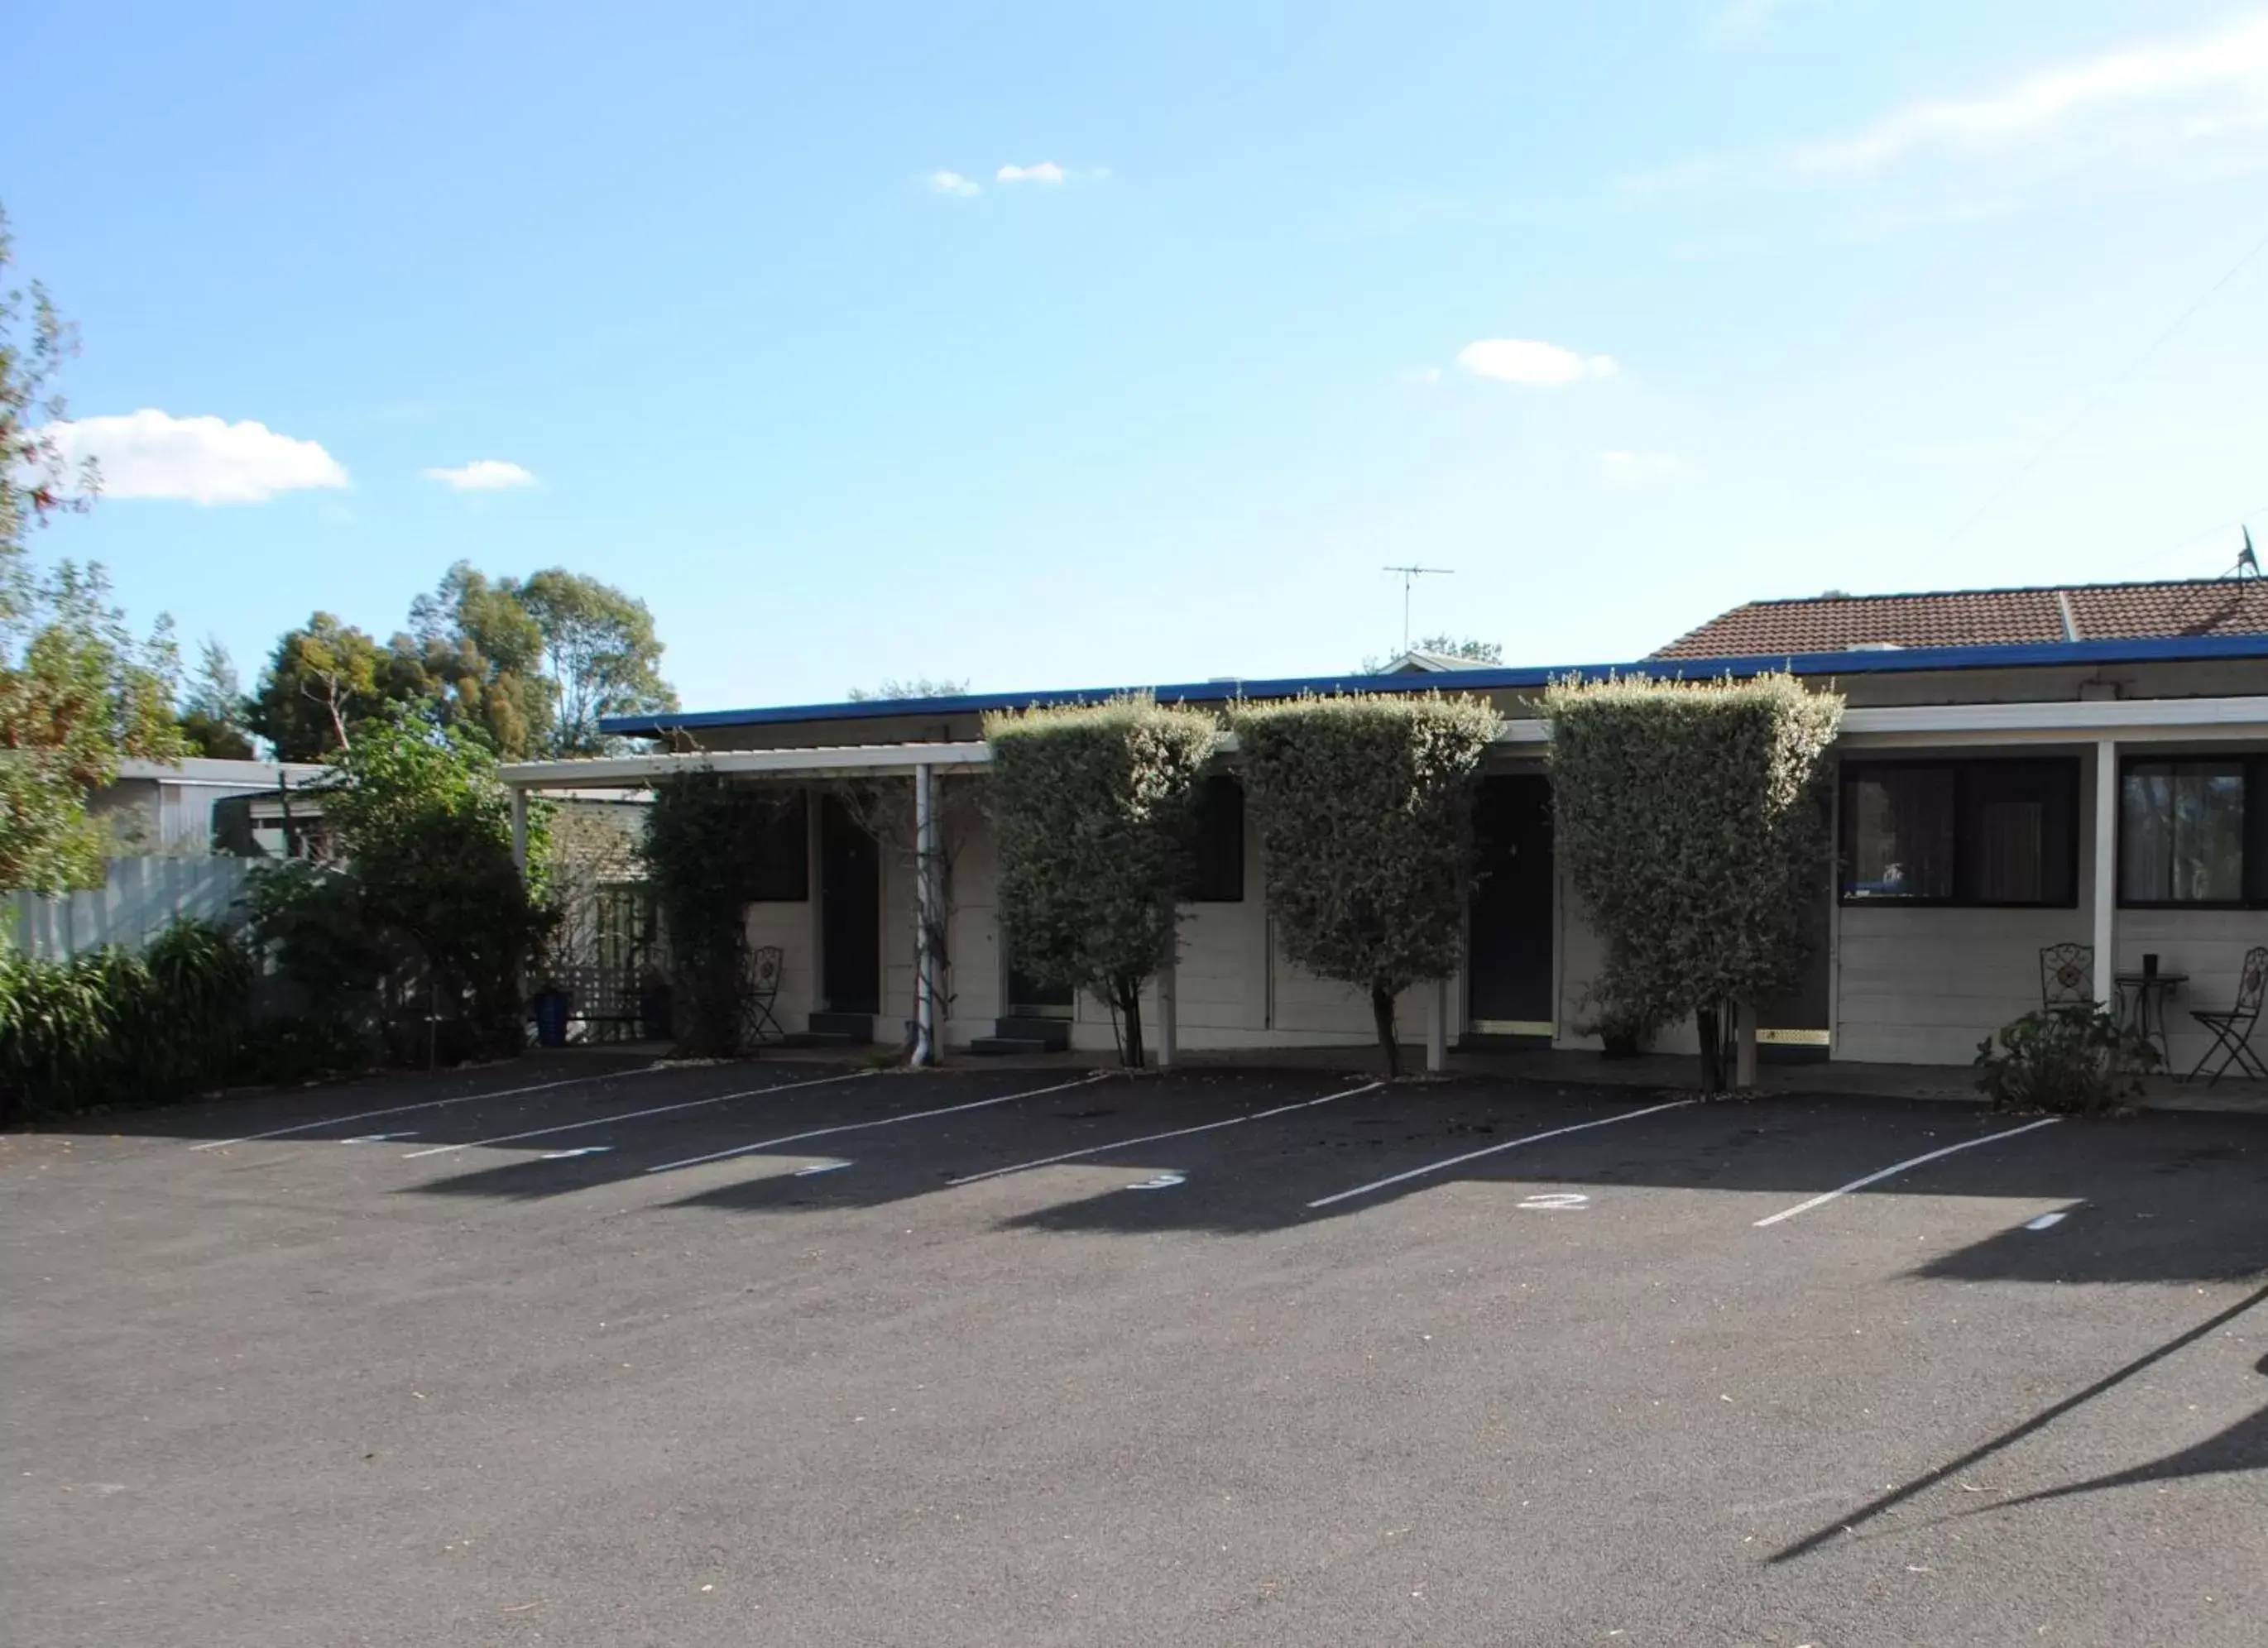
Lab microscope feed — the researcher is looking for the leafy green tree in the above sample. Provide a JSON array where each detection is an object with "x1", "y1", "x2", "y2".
[
  {"x1": 1416, "y1": 635, "x2": 1502, "y2": 663},
  {"x1": 1230, "y1": 693, "x2": 1498, "y2": 1075},
  {"x1": 314, "y1": 711, "x2": 548, "y2": 1057},
  {"x1": 515, "y1": 568, "x2": 675, "y2": 755},
  {"x1": 178, "y1": 638, "x2": 254, "y2": 759},
  {"x1": 248, "y1": 612, "x2": 412, "y2": 760},
  {"x1": 846, "y1": 677, "x2": 967, "y2": 702},
  {"x1": 984, "y1": 696, "x2": 1216, "y2": 1067},
  {"x1": 1542, "y1": 673, "x2": 1842, "y2": 1092},
  {"x1": 404, "y1": 560, "x2": 553, "y2": 758},
  {"x1": 0, "y1": 208, "x2": 188, "y2": 889}
]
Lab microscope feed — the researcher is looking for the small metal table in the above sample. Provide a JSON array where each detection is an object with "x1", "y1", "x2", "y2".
[{"x1": 2114, "y1": 970, "x2": 2188, "y2": 1069}]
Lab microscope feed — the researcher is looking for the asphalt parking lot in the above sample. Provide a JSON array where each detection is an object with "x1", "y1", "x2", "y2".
[{"x1": 5, "y1": 1057, "x2": 2264, "y2": 1647}]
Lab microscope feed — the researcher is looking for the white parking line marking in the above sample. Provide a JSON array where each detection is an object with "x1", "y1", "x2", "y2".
[
  {"x1": 540, "y1": 1146, "x2": 613, "y2": 1160},
  {"x1": 403, "y1": 1070, "x2": 876, "y2": 1159},
  {"x1": 341, "y1": 1133, "x2": 419, "y2": 1144},
  {"x1": 1751, "y1": 1118, "x2": 2062, "y2": 1228},
  {"x1": 1518, "y1": 1191, "x2": 1590, "y2": 1211},
  {"x1": 190, "y1": 1066, "x2": 668, "y2": 1151},
  {"x1": 1127, "y1": 1171, "x2": 1186, "y2": 1190},
  {"x1": 2026, "y1": 1209, "x2": 2072, "y2": 1231},
  {"x1": 1306, "y1": 1099, "x2": 1695, "y2": 1210},
  {"x1": 948, "y1": 1080, "x2": 1384, "y2": 1187},
  {"x1": 646, "y1": 1072, "x2": 1114, "y2": 1175},
  {"x1": 794, "y1": 1160, "x2": 851, "y2": 1177}
]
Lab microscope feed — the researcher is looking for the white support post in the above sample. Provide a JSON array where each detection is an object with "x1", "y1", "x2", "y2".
[
  {"x1": 913, "y1": 764, "x2": 938, "y2": 1066},
  {"x1": 1426, "y1": 978, "x2": 1448, "y2": 1074},
  {"x1": 2092, "y1": 738, "x2": 2117, "y2": 1006},
  {"x1": 509, "y1": 787, "x2": 529, "y2": 878},
  {"x1": 1157, "y1": 953, "x2": 1177, "y2": 1069}
]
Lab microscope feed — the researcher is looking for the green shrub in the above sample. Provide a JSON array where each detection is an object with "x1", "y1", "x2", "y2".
[
  {"x1": 1542, "y1": 672, "x2": 1842, "y2": 1091},
  {"x1": 1975, "y1": 1005, "x2": 2157, "y2": 1115},
  {"x1": 0, "y1": 917, "x2": 253, "y2": 1121},
  {"x1": 985, "y1": 696, "x2": 1218, "y2": 1068},
  {"x1": 638, "y1": 769, "x2": 781, "y2": 1057},
  {"x1": 317, "y1": 714, "x2": 546, "y2": 1059},
  {"x1": 1230, "y1": 692, "x2": 1498, "y2": 1075}
]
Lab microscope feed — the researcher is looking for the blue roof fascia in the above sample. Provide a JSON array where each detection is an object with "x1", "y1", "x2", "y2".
[{"x1": 602, "y1": 631, "x2": 2268, "y2": 738}]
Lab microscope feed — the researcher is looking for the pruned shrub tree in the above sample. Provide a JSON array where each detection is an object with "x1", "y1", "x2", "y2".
[
  {"x1": 637, "y1": 769, "x2": 779, "y2": 1056},
  {"x1": 1230, "y1": 692, "x2": 1498, "y2": 1076},
  {"x1": 317, "y1": 711, "x2": 550, "y2": 1060},
  {"x1": 1542, "y1": 672, "x2": 1842, "y2": 1092},
  {"x1": 985, "y1": 696, "x2": 1216, "y2": 1068}
]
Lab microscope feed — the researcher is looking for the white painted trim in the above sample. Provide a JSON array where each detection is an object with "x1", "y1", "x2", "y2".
[
  {"x1": 2092, "y1": 738, "x2": 2117, "y2": 1006},
  {"x1": 1751, "y1": 1118, "x2": 2061, "y2": 1227},
  {"x1": 502, "y1": 742, "x2": 990, "y2": 789},
  {"x1": 500, "y1": 697, "x2": 2266, "y2": 790}
]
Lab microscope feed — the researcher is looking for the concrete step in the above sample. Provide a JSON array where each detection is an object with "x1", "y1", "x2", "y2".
[{"x1": 806, "y1": 1011, "x2": 875, "y2": 1045}]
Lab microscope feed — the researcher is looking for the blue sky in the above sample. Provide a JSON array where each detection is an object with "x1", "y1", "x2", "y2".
[{"x1": 13, "y1": 1, "x2": 2268, "y2": 711}]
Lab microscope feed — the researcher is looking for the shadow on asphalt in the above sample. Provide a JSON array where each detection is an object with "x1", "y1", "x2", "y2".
[
  {"x1": 1772, "y1": 1282, "x2": 2268, "y2": 1562},
  {"x1": 373, "y1": 1071, "x2": 2268, "y2": 1289}
]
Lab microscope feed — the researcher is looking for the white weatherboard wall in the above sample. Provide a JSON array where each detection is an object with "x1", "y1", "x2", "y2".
[
  {"x1": 745, "y1": 896, "x2": 815, "y2": 1035},
  {"x1": 2117, "y1": 911, "x2": 2266, "y2": 1077},
  {"x1": 5, "y1": 856, "x2": 257, "y2": 961},
  {"x1": 942, "y1": 806, "x2": 1003, "y2": 1047}
]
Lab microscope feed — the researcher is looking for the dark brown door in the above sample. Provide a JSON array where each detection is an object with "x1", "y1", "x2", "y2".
[{"x1": 1467, "y1": 774, "x2": 1555, "y2": 1036}]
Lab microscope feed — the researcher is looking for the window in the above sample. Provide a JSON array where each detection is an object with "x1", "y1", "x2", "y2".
[
  {"x1": 2120, "y1": 759, "x2": 2264, "y2": 908},
  {"x1": 748, "y1": 789, "x2": 809, "y2": 901},
  {"x1": 1840, "y1": 759, "x2": 2078, "y2": 908},
  {"x1": 1185, "y1": 774, "x2": 1244, "y2": 902}
]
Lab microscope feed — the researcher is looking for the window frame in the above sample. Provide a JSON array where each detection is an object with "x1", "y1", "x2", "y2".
[
  {"x1": 2116, "y1": 754, "x2": 2266, "y2": 912},
  {"x1": 1838, "y1": 755, "x2": 2081, "y2": 911}
]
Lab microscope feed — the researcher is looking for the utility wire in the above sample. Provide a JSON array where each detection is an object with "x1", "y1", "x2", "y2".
[{"x1": 1939, "y1": 225, "x2": 2268, "y2": 553}]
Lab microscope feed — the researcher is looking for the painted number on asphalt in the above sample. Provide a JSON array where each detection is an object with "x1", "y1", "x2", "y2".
[{"x1": 1517, "y1": 1191, "x2": 1590, "y2": 1211}]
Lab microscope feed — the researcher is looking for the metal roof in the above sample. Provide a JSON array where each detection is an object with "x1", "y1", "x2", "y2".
[{"x1": 599, "y1": 632, "x2": 2268, "y2": 739}]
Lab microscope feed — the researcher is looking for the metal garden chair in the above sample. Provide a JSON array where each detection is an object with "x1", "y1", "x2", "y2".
[
  {"x1": 741, "y1": 944, "x2": 788, "y2": 1046},
  {"x1": 2185, "y1": 945, "x2": 2267, "y2": 1086}
]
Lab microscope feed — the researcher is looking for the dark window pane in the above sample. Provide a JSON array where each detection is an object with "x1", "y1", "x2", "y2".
[
  {"x1": 749, "y1": 789, "x2": 810, "y2": 902},
  {"x1": 1843, "y1": 767, "x2": 1955, "y2": 900},
  {"x1": 1961, "y1": 762, "x2": 2075, "y2": 905},
  {"x1": 2122, "y1": 762, "x2": 2244, "y2": 903},
  {"x1": 1186, "y1": 774, "x2": 1244, "y2": 903}
]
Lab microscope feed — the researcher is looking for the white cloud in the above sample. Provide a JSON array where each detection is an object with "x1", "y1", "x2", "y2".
[
  {"x1": 996, "y1": 161, "x2": 1067, "y2": 184},
  {"x1": 1800, "y1": 12, "x2": 2268, "y2": 175},
  {"x1": 44, "y1": 410, "x2": 348, "y2": 505},
  {"x1": 1597, "y1": 449, "x2": 1700, "y2": 487},
  {"x1": 424, "y1": 459, "x2": 538, "y2": 491},
  {"x1": 1455, "y1": 338, "x2": 1618, "y2": 386},
  {"x1": 929, "y1": 170, "x2": 981, "y2": 196}
]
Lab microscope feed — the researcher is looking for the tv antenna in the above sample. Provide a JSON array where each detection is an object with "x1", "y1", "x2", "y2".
[
  {"x1": 2237, "y1": 525, "x2": 2261, "y2": 581},
  {"x1": 1383, "y1": 565, "x2": 1454, "y2": 654}
]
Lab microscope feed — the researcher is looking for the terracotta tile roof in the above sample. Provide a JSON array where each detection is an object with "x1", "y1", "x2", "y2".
[{"x1": 1652, "y1": 578, "x2": 2268, "y2": 659}]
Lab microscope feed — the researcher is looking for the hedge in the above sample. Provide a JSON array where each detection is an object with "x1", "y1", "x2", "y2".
[
  {"x1": 1542, "y1": 672, "x2": 1841, "y2": 1090},
  {"x1": 1230, "y1": 692, "x2": 1498, "y2": 1075},
  {"x1": 985, "y1": 696, "x2": 1217, "y2": 1067}
]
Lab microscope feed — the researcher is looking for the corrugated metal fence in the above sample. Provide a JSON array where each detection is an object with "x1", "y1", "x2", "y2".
[{"x1": 3, "y1": 857, "x2": 259, "y2": 960}]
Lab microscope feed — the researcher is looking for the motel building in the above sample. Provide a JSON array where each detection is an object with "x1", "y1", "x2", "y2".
[{"x1": 504, "y1": 577, "x2": 2268, "y2": 1078}]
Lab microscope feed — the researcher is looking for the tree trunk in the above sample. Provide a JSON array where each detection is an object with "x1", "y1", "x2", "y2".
[
  {"x1": 1695, "y1": 1000, "x2": 1735, "y2": 1093},
  {"x1": 1118, "y1": 977, "x2": 1145, "y2": 1070},
  {"x1": 1371, "y1": 984, "x2": 1401, "y2": 1078}
]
